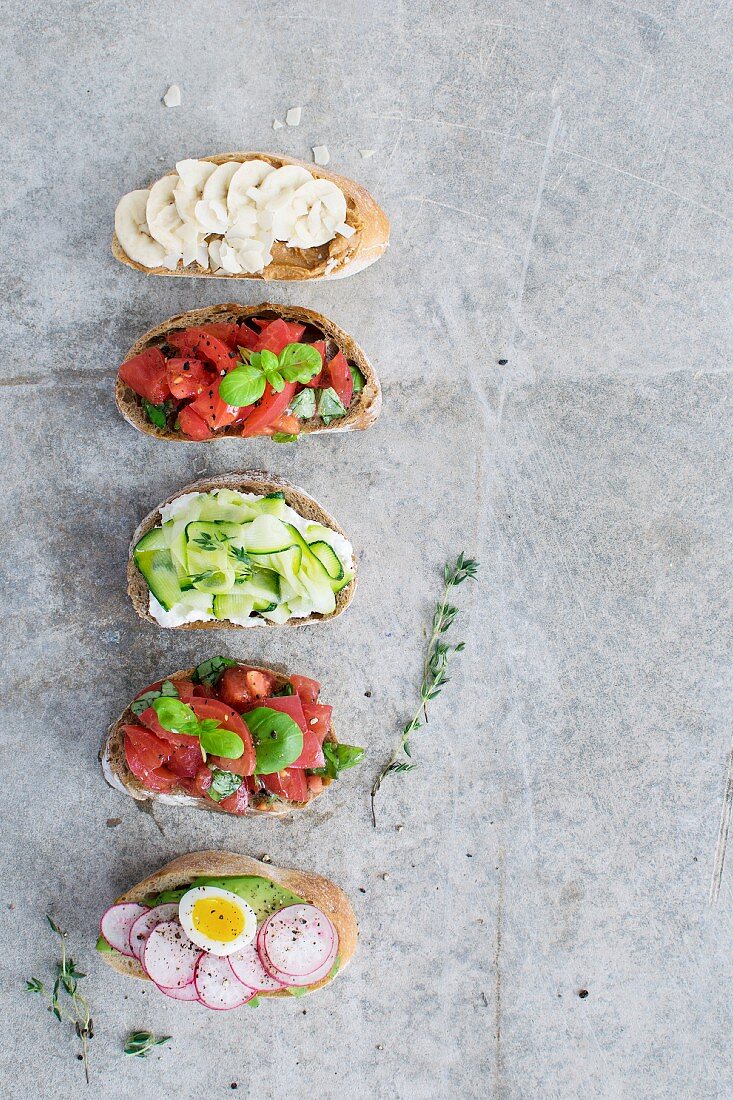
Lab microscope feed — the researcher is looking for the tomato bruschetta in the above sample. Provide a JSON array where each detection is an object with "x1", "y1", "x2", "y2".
[
  {"x1": 116, "y1": 303, "x2": 381, "y2": 442},
  {"x1": 97, "y1": 852, "x2": 358, "y2": 1007},
  {"x1": 100, "y1": 657, "x2": 364, "y2": 816},
  {"x1": 112, "y1": 152, "x2": 389, "y2": 281},
  {"x1": 128, "y1": 473, "x2": 356, "y2": 629}
]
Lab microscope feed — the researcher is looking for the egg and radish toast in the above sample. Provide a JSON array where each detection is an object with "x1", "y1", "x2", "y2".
[
  {"x1": 98, "y1": 852, "x2": 358, "y2": 1006},
  {"x1": 100, "y1": 657, "x2": 364, "y2": 816}
]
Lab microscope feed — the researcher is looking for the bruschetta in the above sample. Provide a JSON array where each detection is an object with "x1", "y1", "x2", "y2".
[
  {"x1": 112, "y1": 152, "x2": 389, "y2": 281},
  {"x1": 97, "y1": 851, "x2": 357, "y2": 1007},
  {"x1": 100, "y1": 657, "x2": 364, "y2": 815},
  {"x1": 116, "y1": 302, "x2": 381, "y2": 442},
  {"x1": 128, "y1": 473, "x2": 356, "y2": 629}
]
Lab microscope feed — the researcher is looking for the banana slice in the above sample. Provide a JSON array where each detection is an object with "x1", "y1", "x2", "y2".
[
  {"x1": 146, "y1": 174, "x2": 186, "y2": 253},
  {"x1": 174, "y1": 159, "x2": 217, "y2": 226},
  {"x1": 114, "y1": 190, "x2": 167, "y2": 268},
  {"x1": 286, "y1": 178, "x2": 348, "y2": 248},
  {"x1": 195, "y1": 161, "x2": 240, "y2": 234},
  {"x1": 227, "y1": 159, "x2": 275, "y2": 221}
]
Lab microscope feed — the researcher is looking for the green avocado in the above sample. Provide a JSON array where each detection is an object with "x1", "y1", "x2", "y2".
[{"x1": 96, "y1": 875, "x2": 304, "y2": 954}]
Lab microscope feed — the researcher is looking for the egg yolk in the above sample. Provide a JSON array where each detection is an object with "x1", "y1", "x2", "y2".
[{"x1": 192, "y1": 897, "x2": 245, "y2": 943}]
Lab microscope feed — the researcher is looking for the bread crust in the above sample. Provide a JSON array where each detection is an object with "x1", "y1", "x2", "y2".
[
  {"x1": 99, "y1": 851, "x2": 358, "y2": 996},
  {"x1": 100, "y1": 663, "x2": 336, "y2": 817},
  {"x1": 115, "y1": 301, "x2": 381, "y2": 442},
  {"x1": 111, "y1": 151, "x2": 389, "y2": 281},
  {"x1": 128, "y1": 471, "x2": 356, "y2": 629}
]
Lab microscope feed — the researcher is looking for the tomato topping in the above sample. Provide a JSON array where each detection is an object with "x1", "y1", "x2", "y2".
[
  {"x1": 168, "y1": 742, "x2": 204, "y2": 778},
  {"x1": 304, "y1": 340, "x2": 326, "y2": 388},
  {"x1": 192, "y1": 682, "x2": 216, "y2": 698},
  {"x1": 301, "y1": 702, "x2": 332, "y2": 746},
  {"x1": 218, "y1": 666, "x2": 278, "y2": 709},
  {"x1": 166, "y1": 358, "x2": 212, "y2": 400},
  {"x1": 171, "y1": 679, "x2": 197, "y2": 704},
  {"x1": 245, "y1": 694, "x2": 307, "y2": 733},
  {"x1": 189, "y1": 698, "x2": 256, "y2": 776},
  {"x1": 236, "y1": 322, "x2": 259, "y2": 350},
  {"x1": 255, "y1": 319, "x2": 306, "y2": 355},
  {"x1": 167, "y1": 328, "x2": 239, "y2": 374},
  {"x1": 291, "y1": 726, "x2": 325, "y2": 770},
  {"x1": 326, "y1": 350, "x2": 353, "y2": 407},
  {"x1": 307, "y1": 774, "x2": 324, "y2": 794},
  {"x1": 261, "y1": 768, "x2": 308, "y2": 803},
  {"x1": 264, "y1": 413, "x2": 300, "y2": 436},
  {"x1": 198, "y1": 322, "x2": 240, "y2": 349},
  {"x1": 218, "y1": 783, "x2": 250, "y2": 815},
  {"x1": 119, "y1": 348, "x2": 170, "y2": 404},
  {"x1": 189, "y1": 379, "x2": 240, "y2": 430},
  {"x1": 290, "y1": 675, "x2": 321, "y2": 705},
  {"x1": 138, "y1": 706, "x2": 200, "y2": 749},
  {"x1": 239, "y1": 381, "x2": 297, "y2": 437},
  {"x1": 192, "y1": 766, "x2": 213, "y2": 797},
  {"x1": 177, "y1": 406, "x2": 214, "y2": 440}
]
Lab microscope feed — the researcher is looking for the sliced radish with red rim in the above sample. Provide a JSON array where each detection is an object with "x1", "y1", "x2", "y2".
[
  {"x1": 155, "y1": 980, "x2": 200, "y2": 1002},
  {"x1": 258, "y1": 904, "x2": 338, "y2": 987},
  {"x1": 229, "y1": 943, "x2": 285, "y2": 992},
  {"x1": 100, "y1": 903, "x2": 147, "y2": 957},
  {"x1": 194, "y1": 953, "x2": 257, "y2": 1010},
  {"x1": 128, "y1": 903, "x2": 179, "y2": 961},
  {"x1": 143, "y1": 920, "x2": 202, "y2": 988}
]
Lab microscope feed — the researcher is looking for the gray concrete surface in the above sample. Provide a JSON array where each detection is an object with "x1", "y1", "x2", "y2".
[{"x1": 1, "y1": 1, "x2": 731, "y2": 1097}]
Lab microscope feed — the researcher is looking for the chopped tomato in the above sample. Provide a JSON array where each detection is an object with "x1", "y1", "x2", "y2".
[
  {"x1": 246, "y1": 694, "x2": 307, "y2": 733},
  {"x1": 189, "y1": 379, "x2": 240, "y2": 430},
  {"x1": 301, "y1": 702, "x2": 332, "y2": 746},
  {"x1": 290, "y1": 675, "x2": 320, "y2": 705},
  {"x1": 171, "y1": 679, "x2": 197, "y2": 704},
  {"x1": 208, "y1": 753, "x2": 250, "y2": 777},
  {"x1": 166, "y1": 358, "x2": 212, "y2": 400},
  {"x1": 326, "y1": 350, "x2": 353, "y2": 407},
  {"x1": 307, "y1": 774, "x2": 324, "y2": 794},
  {"x1": 255, "y1": 319, "x2": 306, "y2": 355},
  {"x1": 123, "y1": 724, "x2": 170, "y2": 770},
  {"x1": 192, "y1": 766, "x2": 213, "y2": 797},
  {"x1": 119, "y1": 348, "x2": 170, "y2": 404},
  {"x1": 167, "y1": 328, "x2": 238, "y2": 374},
  {"x1": 264, "y1": 413, "x2": 301, "y2": 436},
  {"x1": 240, "y1": 381, "x2": 297, "y2": 437},
  {"x1": 177, "y1": 406, "x2": 214, "y2": 440},
  {"x1": 218, "y1": 666, "x2": 278, "y2": 710},
  {"x1": 142, "y1": 766, "x2": 179, "y2": 793},
  {"x1": 168, "y1": 742, "x2": 204, "y2": 778},
  {"x1": 189, "y1": 698, "x2": 256, "y2": 775},
  {"x1": 236, "y1": 322, "x2": 259, "y2": 350},
  {"x1": 199, "y1": 322, "x2": 240, "y2": 349},
  {"x1": 138, "y1": 706, "x2": 200, "y2": 749},
  {"x1": 192, "y1": 682, "x2": 216, "y2": 698},
  {"x1": 218, "y1": 783, "x2": 249, "y2": 815},
  {"x1": 261, "y1": 768, "x2": 308, "y2": 803},
  {"x1": 304, "y1": 340, "x2": 326, "y2": 388},
  {"x1": 291, "y1": 726, "x2": 325, "y2": 770}
]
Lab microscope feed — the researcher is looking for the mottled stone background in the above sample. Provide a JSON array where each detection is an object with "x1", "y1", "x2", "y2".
[{"x1": 1, "y1": 1, "x2": 731, "y2": 1097}]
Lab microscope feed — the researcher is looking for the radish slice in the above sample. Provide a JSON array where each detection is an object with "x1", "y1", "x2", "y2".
[
  {"x1": 258, "y1": 933, "x2": 338, "y2": 988},
  {"x1": 155, "y1": 980, "x2": 200, "y2": 1002},
  {"x1": 261, "y1": 904, "x2": 337, "y2": 977},
  {"x1": 194, "y1": 952, "x2": 256, "y2": 1010},
  {"x1": 100, "y1": 903, "x2": 147, "y2": 957},
  {"x1": 129, "y1": 903, "x2": 179, "y2": 961},
  {"x1": 143, "y1": 920, "x2": 202, "y2": 988},
  {"x1": 228, "y1": 943, "x2": 285, "y2": 992}
]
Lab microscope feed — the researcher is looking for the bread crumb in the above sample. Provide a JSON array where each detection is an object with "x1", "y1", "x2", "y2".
[
  {"x1": 382, "y1": 872, "x2": 390, "y2": 881},
  {"x1": 286, "y1": 107, "x2": 302, "y2": 127},
  {"x1": 360, "y1": 149, "x2": 375, "y2": 159},
  {"x1": 261, "y1": 854, "x2": 272, "y2": 863},
  {"x1": 312, "y1": 145, "x2": 330, "y2": 166},
  {"x1": 163, "y1": 85, "x2": 181, "y2": 108},
  {"x1": 273, "y1": 119, "x2": 284, "y2": 130}
]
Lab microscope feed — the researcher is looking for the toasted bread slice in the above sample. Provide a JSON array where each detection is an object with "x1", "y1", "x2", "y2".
[
  {"x1": 128, "y1": 471, "x2": 356, "y2": 629},
  {"x1": 111, "y1": 152, "x2": 389, "y2": 281},
  {"x1": 115, "y1": 302, "x2": 381, "y2": 442},
  {"x1": 100, "y1": 662, "x2": 337, "y2": 816},
  {"x1": 99, "y1": 851, "x2": 358, "y2": 995}
]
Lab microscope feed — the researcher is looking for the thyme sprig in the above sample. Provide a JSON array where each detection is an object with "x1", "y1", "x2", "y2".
[
  {"x1": 26, "y1": 917, "x2": 94, "y2": 1083},
  {"x1": 124, "y1": 1031, "x2": 171, "y2": 1058},
  {"x1": 370, "y1": 552, "x2": 479, "y2": 826}
]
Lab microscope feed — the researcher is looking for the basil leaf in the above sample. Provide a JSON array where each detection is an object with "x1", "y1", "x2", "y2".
[
  {"x1": 207, "y1": 768, "x2": 243, "y2": 802},
  {"x1": 246, "y1": 707, "x2": 304, "y2": 774},
  {"x1": 130, "y1": 679, "x2": 179, "y2": 717},
  {"x1": 266, "y1": 371, "x2": 286, "y2": 393},
  {"x1": 272, "y1": 683, "x2": 294, "y2": 697},
  {"x1": 152, "y1": 697, "x2": 199, "y2": 734},
  {"x1": 288, "y1": 388, "x2": 316, "y2": 419},
  {"x1": 193, "y1": 656, "x2": 237, "y2": 685},
  {"x1": 219, "y1": 364, "x2": 267, "y2": 408},
  {"x1": 141, "y1": 399, "x2": 170, "y2": 428},
  {"x1": 313, "y1": 742, "x2": 365, "y2": 779},
  {"x1": 272, "y1": 433, "x2": 298, "y2": 443},
  {"x1": 349, "y1": 364, "x2": 365, "y2": 393},
  {"x1": 198, "y1": 725, "x2": 245, "y2": 760},
  {"x1": 316, "y1": 386, "x2": 347, "y2": 425},
  {"x1": 279, "y1": 343, "x2": 323, "y2": 384},
  {"x1": 259, "y1": 349, "x2": 279, "y2": 373}
]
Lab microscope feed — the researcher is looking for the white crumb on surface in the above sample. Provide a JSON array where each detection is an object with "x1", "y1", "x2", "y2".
[
  {"x1": 312, "y1": 144, "x2": 330, "y2": 165},
  {"x1": 286, "y1": 106, "x2": 302, "y2": 126},
  {"x1": 273, "y1": 119, "x2": 284, "y2": 129},
  {"x1": 163, "y1": 84, "x2": 181, "y2": 107},
  {"x1": 360, "y1": 148, "x2": 375, "y2": 158}
]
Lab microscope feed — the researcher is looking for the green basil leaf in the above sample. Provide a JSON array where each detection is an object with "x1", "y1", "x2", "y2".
[
  {"x1": 246, "y1": 707, "x2": 304, "y2": 774},
  {"x1": 288, "y1": 388, "x2": 316, "y2": 419},
  {"x1": 272, "y1": 433, "x2": 299, "y2": 443},
  {"x1": 131, "y1": 679, "x2": 179, "y2": 717},
  {"x1": 313, "y1": 742, "x2": 365, "y2": 779},
  {"x1": 207, "y1": 768, "x2": 243, "y2": 802},
  {"x1": 349, "y1": 364, "x2": 365, "y2": 393},
  {"x1": 141, "y1": 399, "x2": 169, "y2": 428},
  {"x1": 194, "y1": 656, "x2": 238, "y2": 685},
  {"x1": 259, "y1": 349, "x2": 279, "y2": 373},
  {"x1": 152, "y1": 697, "x2": 199, "y2": 734},
  {"x1": 316, "y1": 386, "x2": 347, "y2": 425},
  {"x1": 219, "y1": 364, "x2": 267, "y2": 407},
  {"x1": 198, "y1": 725, "x2": 245, "y2": 760},
  {"x1": 267, "y1": 372, "x2": 286, "y2": 393},
  {"x1": 273, "y1": 683, "x2": 295, "y2": 697},
  {"x1": 279, "y1": 343, "x2": 323, "y2": 384}
]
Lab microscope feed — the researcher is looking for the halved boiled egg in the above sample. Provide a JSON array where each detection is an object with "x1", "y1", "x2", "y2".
[{"x1": 178, "y1": 887, "x2": 257, "y2": 957}]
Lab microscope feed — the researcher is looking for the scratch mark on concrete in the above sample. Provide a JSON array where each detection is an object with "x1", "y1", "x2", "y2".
[{"x1": 709, "y1": 731, "x2": 733, "y2": 904}]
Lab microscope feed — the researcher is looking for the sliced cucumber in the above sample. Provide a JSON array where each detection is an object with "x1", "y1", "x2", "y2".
[
  {"x1": 309, "y1": 540, "x2": 344, "y2": 581},
  {"x1": 213, "y1": 593, "x2": 255, "y2": 622},
  {"x1": 253, "y1": 598, "x2": 278, "y2": 612},
  {"x1": 249, "y1": 493, "x2": 289, "y2": 520},
  {"x1": 258, "y1": 603, "x2": 294, "y2": 624},
  {"x1": 239, "y1": 569, "x2": 281, "y2": 604},
  {"x1": 244, "y1": 515, "x2": 297, "y2": 554},
  {"x1": 134, "y1": 528, "x2": 168, "y2": 553},
  {"x1": 134, "y1": 549, "x2": 184, "y2": 612}
]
